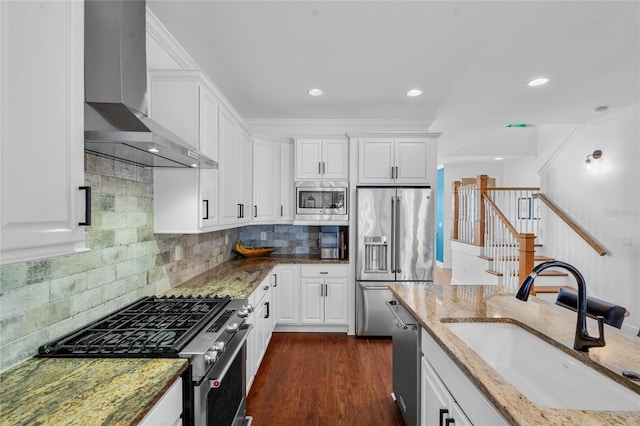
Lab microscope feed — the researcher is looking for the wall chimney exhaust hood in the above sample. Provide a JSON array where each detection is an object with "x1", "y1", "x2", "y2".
[{"x1": 84, "y1": 0, "x2": 217, "y2": 169}]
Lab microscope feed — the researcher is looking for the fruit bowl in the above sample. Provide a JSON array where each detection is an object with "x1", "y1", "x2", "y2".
[{"x1": 233, "y1": 241, "x2": 276, "y2": 258}]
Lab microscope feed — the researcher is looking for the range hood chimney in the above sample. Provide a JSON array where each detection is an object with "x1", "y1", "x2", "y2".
[{"x1": 84, "y1": 0, "x2": 217, "y2": 169}]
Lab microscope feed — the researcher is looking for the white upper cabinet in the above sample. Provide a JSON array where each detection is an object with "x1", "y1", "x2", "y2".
[
  {"x1": 150, "y1": 70, "x2": 220, "y2": 233},
  {"x1": 294, "y1": 137, "x2": 348, "y2": 181},
  {"x1": 1, "y1": 1, "x2": 88, "y2": 264},
  {"x1": 253, "y1": 138, "x2": 294, "y2": 223},
  {"x1": 219, "y1": 110, "x2": 252, "y2": 226},
  {"x1": 356, "y1": 134, "x2": 439, "y2": 185}
]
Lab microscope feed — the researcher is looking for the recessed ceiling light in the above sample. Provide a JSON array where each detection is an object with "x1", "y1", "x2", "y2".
[
  {"x1": 190, "y1": 163, "x2": 199, "y2": 168},
  {"x1": 494, "y1": 157, "x2": 504, "y2": 161},
  {"x1": 406, "y1": 89, "x2": 422, "y2": 97},
  {"x1": 527, "y1": 77, "x2": 549, "y2": 87},
  {"x1": 308, "y1": 88, "x2": 323, "y2": 96},
  {"x1": 148, "y1": 147, "x2": 160, "y2": 153}
]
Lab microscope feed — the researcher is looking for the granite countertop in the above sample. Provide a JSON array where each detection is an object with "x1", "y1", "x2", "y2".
[
  {"x1": 0, "y1": 255, "x2": 345, "y2": 426},
  {"x1": 163, "y1": 254, "x2": 348, "y2": 298},
  {"x1": 389, "y1": 284, "x2": 640, "y2": 425},
  {"x1": 0, "y1": 358, "x2": 187, "y2": 426}
]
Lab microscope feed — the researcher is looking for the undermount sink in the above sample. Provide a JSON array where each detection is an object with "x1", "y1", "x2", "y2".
[{"x1": 445, "y1": 321, "x2": 640, "y2": 411}]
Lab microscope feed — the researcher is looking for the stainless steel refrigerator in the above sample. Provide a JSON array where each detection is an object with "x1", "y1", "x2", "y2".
[
  {"x1": 355, "y1": 186, "x2": 434, "y2": 426},
  {"x1": 355, "y1": 186, "x2": 434, "y2": 336}
]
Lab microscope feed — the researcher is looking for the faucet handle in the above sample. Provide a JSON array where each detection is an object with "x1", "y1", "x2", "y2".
[{"x1": 595, "y1": 315, "x2": 606, "y2": 345}]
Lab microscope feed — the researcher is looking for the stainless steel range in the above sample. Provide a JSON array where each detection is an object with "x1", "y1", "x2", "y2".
[{"x1": 38, "y1": 295, "x2": 252, "y2": 426}]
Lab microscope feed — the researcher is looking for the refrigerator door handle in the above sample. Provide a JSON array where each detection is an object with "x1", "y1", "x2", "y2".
[
  {"x1": 390, "y1": 196, "x2": 396, "y2": 273},
  {"x1": 396, "y1": 195, "x2": 401, "y2": 274}
]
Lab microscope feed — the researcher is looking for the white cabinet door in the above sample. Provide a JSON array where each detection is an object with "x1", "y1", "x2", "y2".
[
  {"x1": 253, "y1": 139, "x2": 280, "y2": 223},
  {"x1": 151, "y1": 71, "x2": 220, "y2": 233},
  {"x1": 300, "y1": 278, "x2": 324, "y2": 324},
  {"x1": 198, "y1": 87, "x2": 220, "y2": 228},
  {"x1": 300, "y1": 265, "x2": 347, "y2": 325},
  {"x1": 358, "y1": 139, "x2": 395, "y2": 184},
  {"x1": 322, "y1": 139, "x2": 349, "y2": 180},
  {"x1": 421, "y1": 357, "x2": 450, "y2": 426},
  {"x1": 219, "y1": 109, "x2": 240, "y2": 225},
  {"x1": 1, "y1": 1, "x2": 87, "y2": 265},
  {"x1": 295, "y1": 138, "x2": 348, "y2": 180},
  {"x1": 238, "y1": 129, "x2": 252, "y2": 225},
  {"x1": 357, "y1": 135, "x2": 438, "y2": 186},
  {"x1": 324, "y1": 278, "x2": 347, "y2": 324},
  {"x1": 275, "y1": 265, "x2": 300, "y2": 325},
  {"x1": 279, "y1": 142, "x2": 294, "y2": 221},
  {"x1": 295, "y1": 139, "x2": 323, "y2": 180},
  {"x1": 394, "y1": 140, "x2": 429, "y2": 184}
]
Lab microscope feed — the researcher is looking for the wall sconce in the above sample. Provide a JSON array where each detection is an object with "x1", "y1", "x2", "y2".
[{"x1": 585, "y1": 149, "x2": 602, "y2": 170}]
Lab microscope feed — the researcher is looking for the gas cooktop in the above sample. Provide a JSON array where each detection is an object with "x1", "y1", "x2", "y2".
[{"x1": 38, "y1": 295, "x2": 231, "y2": 357}]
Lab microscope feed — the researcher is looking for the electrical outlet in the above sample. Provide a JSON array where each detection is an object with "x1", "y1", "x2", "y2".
[
  {"x1": 174, "y1": 245, "x2": 183, "y2": 261},
  {"x1": 622, "y1": 237, "x2": 632, "y2": 247},
  {"x1": 260, "y1": 231, "x2": 267, "y2": 241},
  {"x1": 225, "y1": 234, "x2": 229, "y2": 245}
]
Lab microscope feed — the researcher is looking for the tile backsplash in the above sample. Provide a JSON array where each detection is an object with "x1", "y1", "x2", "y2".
[
  {"x1": 0, "y1": 154, "x2": 239, "y2": 371},
  {"x1": 238, "y1": 225, "x2": 320, "y2": 255}
]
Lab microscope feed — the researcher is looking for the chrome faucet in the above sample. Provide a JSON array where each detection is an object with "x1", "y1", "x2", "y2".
[{"x1": 516, "y1": 260, "x2": 605, "y2": 352}]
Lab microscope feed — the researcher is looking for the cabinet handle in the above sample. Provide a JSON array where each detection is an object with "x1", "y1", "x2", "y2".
[
  {"x1": 273, "y1": 273, "x2": 278, "y2": 287},
  {"x1": 439, "y1": 409, "x2": 449, "y2": 426},
  {"x1": 319, "y1": 271, "x2": 329, "y2": 275},
  {"x1": 281, "y1": 205, "x2": 284, "y2": 217},
  {"x1": 318, "y1": 162, "x2": 322, "y2": 175},
  {"x1": 264, "y1": 301, "x2": 270, "y2": 319},
  {"x1": 445, "y1": 419, "x2": 455, "y2": 426},
  {"x1": 202, "y1": 199, "x2": 209, "y2": 220},
  {"x1": 254, "y1": 205, "x2": 258, "y2": 218},
  {"x1": 391, "y1": 166, "x2": 395, "y2": 179},
  {"x1": 320, "y1": 283, "x2": 324, "y2": 297},
  {"x1": 78, "y1": 186, "x2": 91, "y2": 226},
  {"x1": 324, "y1": 283, "x2": 328, "y2": 297},
  {"x1": 395, "y1": 166, "x2": 399, "y2": 179},
  {"x1": 322, "y1": 161, "x2": 326, "y2": 175},
  {"x1": 237, "y1": 203, "x2": 242, "y2": 218}
]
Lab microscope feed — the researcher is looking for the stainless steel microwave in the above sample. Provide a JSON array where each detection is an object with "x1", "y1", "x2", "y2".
[{"x1": 295, "y1": 181, "x2": 348, "y2": 221}]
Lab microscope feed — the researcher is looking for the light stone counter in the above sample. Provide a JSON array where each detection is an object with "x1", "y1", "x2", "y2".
[
  {"x1": 389, "y1": 284, "x2": 640, "y2": 425},
  {"x1": 163, "y1": 255, "x2": 348, "y2": 299},
  {"x1": 0, "y1": 255, "x2": 346, "y2": 426},
  {"x1": 0, "y1": 357, "x2": 187, "y2": 426}
]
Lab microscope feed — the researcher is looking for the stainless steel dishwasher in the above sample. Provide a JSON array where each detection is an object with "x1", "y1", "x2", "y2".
[{"x1": 386, "y1": 298, "x2": 420, "y2": 426}]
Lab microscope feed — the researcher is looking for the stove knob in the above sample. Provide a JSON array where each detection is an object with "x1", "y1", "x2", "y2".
[
  {"x1": 212, "y1": 341, "x2": 225, "y2": 352},
  {"x1": 242, "y1": 303, "x2": 254, "y2": 313},
  {"x1": 204, "y1": 349, "x2": 219, "y2": 364},
  {"x1": 237, "y1": 309, "x2": 249, "y2": 318},
  {"x1": 226, "y1": 323, "x2": 239, "y2": 333}
]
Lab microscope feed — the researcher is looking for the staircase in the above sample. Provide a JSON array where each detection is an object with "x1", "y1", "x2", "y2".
[{"x1": 451, "y1": 175, "x2": 606, "y2": 297}]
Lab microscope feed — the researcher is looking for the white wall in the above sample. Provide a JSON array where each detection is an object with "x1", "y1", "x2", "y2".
[
  {"x1": 440, "y1": 162, "x2": 505, "y2": 268},
  {"x1": 539, "y1": 105, "x2": 639, "y2": 334}
]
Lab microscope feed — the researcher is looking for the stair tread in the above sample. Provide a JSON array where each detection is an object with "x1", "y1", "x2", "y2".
[{"x1": 534, "y1": 285, "x2": 576, "y2": 294}]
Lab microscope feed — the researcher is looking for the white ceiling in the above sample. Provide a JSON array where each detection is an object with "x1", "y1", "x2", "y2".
[{"x1": 147, "y1": 1, "x2": 640, "y2": 163}]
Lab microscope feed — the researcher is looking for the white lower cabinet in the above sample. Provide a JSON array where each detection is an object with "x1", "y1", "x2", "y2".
[
  {"x1": 138, "y1": 377, "x2": 182, "y2": 426},
  {"x1": 420, "y1": 328, "x2": 507, "y2": 426},
  {"x1": 274, "y1": 265, "x2": 300, "y2": 324},
  {"x1": 300, "y1": 265, "x2": 348, "y2": 325},
  {"x1": 246, "y1": 275, "x2": 275, "y2": 391}
]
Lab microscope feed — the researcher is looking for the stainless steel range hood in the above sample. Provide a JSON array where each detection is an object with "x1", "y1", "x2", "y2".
[{"x1": 84, "y1": 0, "x2": 217, "y2": 169}]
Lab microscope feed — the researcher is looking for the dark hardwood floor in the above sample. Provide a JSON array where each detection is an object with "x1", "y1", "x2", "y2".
[{"x1": 246, "y1": 333, "x2": 405, "y2": 426}]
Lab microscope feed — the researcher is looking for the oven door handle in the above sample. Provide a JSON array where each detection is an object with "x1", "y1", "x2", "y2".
[{"x1": 206, "y1": 324, "x2": 253, "y2": 388}]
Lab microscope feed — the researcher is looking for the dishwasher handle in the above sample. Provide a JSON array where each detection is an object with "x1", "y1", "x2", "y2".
[{"x1": 385, "y1": 300, "x2": 417, "y2": 330}]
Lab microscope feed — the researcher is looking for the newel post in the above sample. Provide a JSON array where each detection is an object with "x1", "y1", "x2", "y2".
[
  {"x1": 518, "y1": 233, "x2": 536, "y2": 294},
  {"x1": 451, "y1": 180, "x2": 460, "y2": 240},
  {"x1": 473, "y1": 175, "x2": 489, "y2": 246}
]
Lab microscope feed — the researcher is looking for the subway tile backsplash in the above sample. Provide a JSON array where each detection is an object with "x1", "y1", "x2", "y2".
[{"x1": 0, "y1": 154, "x2": 320, "y2": 372}]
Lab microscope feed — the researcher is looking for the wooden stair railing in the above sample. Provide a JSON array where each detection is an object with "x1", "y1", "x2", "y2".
[{"x1": 535, "y1": 193, "x2": 608, "y2": 256}]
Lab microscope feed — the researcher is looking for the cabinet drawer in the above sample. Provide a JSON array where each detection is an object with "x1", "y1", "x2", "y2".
[
  {"x1": 249, "y1": 273, "x2": 274, "y2": 306},
  {"x1": 300, "y1": 264, "x2": 347, "y2": 278}
]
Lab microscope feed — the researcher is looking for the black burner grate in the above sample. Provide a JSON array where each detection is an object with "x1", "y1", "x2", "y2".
[{"x1": 38, "y1": 295, "x2": 230, "y2": 357}]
